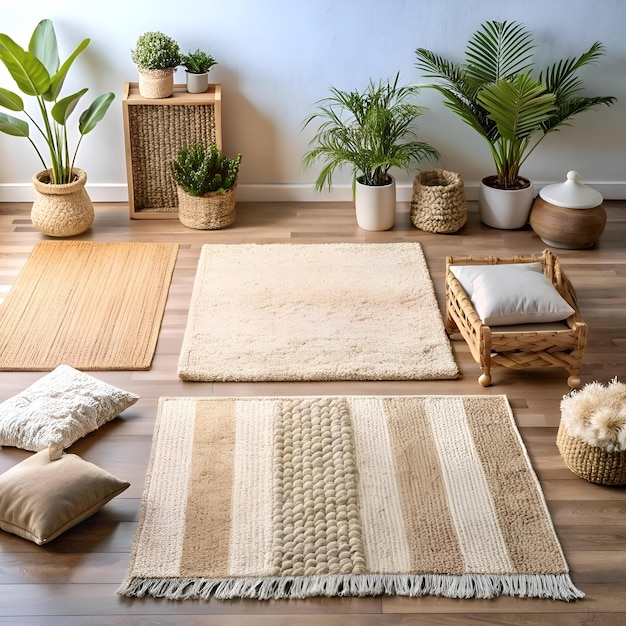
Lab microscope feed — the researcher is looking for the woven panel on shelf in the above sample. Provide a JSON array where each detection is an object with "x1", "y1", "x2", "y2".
[
  {"x1": 411, "y1": 169, "x2": 467, "y2": 233},
  {"x1": 177, "y1": 186, "x2": 236, "y2": 230},
  {"x1": 128, "y1": 105, "x2": 217, "y2": 212},
  {"x1": 557, "y1": 422, "x2": 626, "y2": 486}
]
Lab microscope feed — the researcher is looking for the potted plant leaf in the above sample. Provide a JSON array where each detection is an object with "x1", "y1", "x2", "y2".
[
  {"x1": 181, "y1": 49, "x2": 217, "y2": 94},
  {"x1": 0, "y1": 19, "x2": 115, "y2": 236},
  {"x1": 303, "y1": 73, "x2": 440, "y2": 231},
  {"x1": 131, "y1": 31, "x2": 181, "y2": 99},
  {"x1": 172, "y1": 141, "x2": 242, "y2": 229},
  {"x1": 415, "y1": 20, "x2": 615, "y2": 229}
]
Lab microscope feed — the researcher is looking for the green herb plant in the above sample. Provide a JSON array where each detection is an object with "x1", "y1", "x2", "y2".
[
  {"x1": 181, "y1": 49, "x2": 217, "y2": 74},
  {"x1": 0, "y1": 19, "x2": 115, "y2": 184},
  {"x1": 131, "y1": 31, "x2": 181, "y2": 70},
  {"x1": 302, "y1": 73, "x2": 439, "y2": 193},
  {"x1": 172, "y1": 141, "x2": 242, "y2": 196}
]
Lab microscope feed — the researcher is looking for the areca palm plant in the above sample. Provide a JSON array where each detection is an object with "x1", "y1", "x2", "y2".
[
  {"x1": 415, "y1": 20, "x2": 615, "y2": 189},
  {"x1": 302, "y1": 73, "x2": 439, "y2": 193}
]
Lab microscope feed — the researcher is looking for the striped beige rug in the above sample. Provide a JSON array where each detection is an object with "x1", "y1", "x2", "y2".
[
  {"x1": 0, "y1": 241, "x2": 178, "y2": 370},
  {"x1": 118, "y1": 395, "x2": 583, "y2": 601},
  {"x1": 177, "y1": 242, "x2": 458, "y2": 381}
]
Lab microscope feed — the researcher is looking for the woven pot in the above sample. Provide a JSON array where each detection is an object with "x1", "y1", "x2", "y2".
[
  {"x1": 138, "y1": 68, "x2": 175, "y2": 99},
  {"x1": 557, "y1": 422, "x2": 626, "y2": 486},
  {"x1": 177, "y1": 185, "x2": 236, "y2": 230},
  {"x1": 411, "y1": 169, "x2": 466, "y2": 233},
  {"x1": 31, "y1": 169, "x2": 94, "y2": 237}
]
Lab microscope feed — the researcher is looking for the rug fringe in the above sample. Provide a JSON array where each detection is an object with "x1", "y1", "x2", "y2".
[{"x1": 117, "y1": 573, "x2": 584, "y2": 602}]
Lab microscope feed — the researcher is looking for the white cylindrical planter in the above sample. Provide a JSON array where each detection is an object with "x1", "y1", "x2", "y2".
[
  {"x1": 479, "y1": 176, "x2": 534, "y2": 229},
  {"x1": 186, "y1": 71, "x2": 209, "y2": 94},
  {"x1": 355, "y1": 176, "x2": 396, "y2": 231}
]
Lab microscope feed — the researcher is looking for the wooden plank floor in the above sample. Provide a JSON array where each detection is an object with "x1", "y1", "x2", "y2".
[{"x1": 0, "y1": 199, "x2": 625, "y2": 625}]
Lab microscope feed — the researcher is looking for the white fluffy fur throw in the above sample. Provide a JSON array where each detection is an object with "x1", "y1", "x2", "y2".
[{"x1": 560, "y1": 379, "x2": 626, "y2": 452}]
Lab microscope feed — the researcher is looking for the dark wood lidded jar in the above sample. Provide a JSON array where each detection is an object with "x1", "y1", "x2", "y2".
[{"x1": 530, "y1": 171, "x2": 606, "y2": 249}]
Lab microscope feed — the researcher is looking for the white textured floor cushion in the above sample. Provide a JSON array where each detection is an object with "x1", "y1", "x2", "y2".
[
  {"x1": 0, "y1": 445, "x2": 129, "y2": 544},
  {"x1": 449, "y1": 262, "x2": 575, "y2": 326},
  {"x1": 0, "y1": 365, "x2": 139, "y2": 452}
]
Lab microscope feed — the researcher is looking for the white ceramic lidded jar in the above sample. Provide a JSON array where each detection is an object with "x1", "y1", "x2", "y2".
[{"x1": 529, "y1": 171, "x2": 606, "y2": 249}]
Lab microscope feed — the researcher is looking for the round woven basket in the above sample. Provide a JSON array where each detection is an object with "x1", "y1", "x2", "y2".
[
  {"x1": 138, "y1": 68, "x2": 175, "y2": 99},
  {"x1": 31, "y1": 168, "x2": 94, "y2": 237},
  {"x1": 177, "y1": 185, "x2": 236, "y2": 230},
  {"x1": 556, "y1": 422, "x2": 626, "y2": 486},
  {"x1": 410, "y1": 169, "x2": 467, "y2": 233}
]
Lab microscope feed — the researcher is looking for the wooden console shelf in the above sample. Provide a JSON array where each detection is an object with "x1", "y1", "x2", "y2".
[{"x1": 122, "y1": 82, "x2": 222, "y2": 219}]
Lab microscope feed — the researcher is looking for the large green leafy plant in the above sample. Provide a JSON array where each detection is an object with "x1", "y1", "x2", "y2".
[
  {"x1": 415, "y1": 21, "x2": 615, "y2": 189},
  {"x1": 0, "y1": 19, "x2": 115, "y2": 184},
  {"x1": 303, "y1": 73, "x2": 439, "y2": 192}
]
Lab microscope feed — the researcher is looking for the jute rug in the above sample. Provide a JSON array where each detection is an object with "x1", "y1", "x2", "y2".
[
  {"x1": 118, "y1": 395, "x2": 583, "y2": 601},
  {"x1": 177, "y1": 242, "x2": 458, "y2": 381},
  {"x1": 0, "y1": 241, "x2": 178, "y2": 370}
]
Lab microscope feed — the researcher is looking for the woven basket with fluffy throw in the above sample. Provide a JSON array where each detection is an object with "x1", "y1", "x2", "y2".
[
  {"x1": 410, "y1": 169, "x2": 466, "y2": 233},
  {"x1": 557, "y1": 379, "x2": 626, "y2": 486}
]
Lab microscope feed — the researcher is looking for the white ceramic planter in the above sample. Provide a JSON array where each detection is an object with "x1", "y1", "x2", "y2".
[
  {"x1": 186, "y1": 71, "x2": 209, "y2": 94},
  {"x1": 354, "y1": 176, "x2": 396, "y2": 231},
  {"x1": 478, "y1": 177, "x2": 534, "y2": 229}
]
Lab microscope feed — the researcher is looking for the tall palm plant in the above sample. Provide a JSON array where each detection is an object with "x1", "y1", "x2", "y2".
[
  {"x1": 302, "y1": 73, "x2": 439, "y2": 192},
  {"x1": 415, "y1": 21, "x2": 615, "y2": 189}
]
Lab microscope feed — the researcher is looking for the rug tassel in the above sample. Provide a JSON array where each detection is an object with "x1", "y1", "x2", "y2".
[{"x1": 117, "y1": 573, "x2": 584, "y2": 602}]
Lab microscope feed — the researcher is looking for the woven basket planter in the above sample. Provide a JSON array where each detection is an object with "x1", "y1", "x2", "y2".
[
  {"x1": 138, "y1": 68, "x2": 175, "y2": 99},
  {"x1": 411, "y1": 169, "x2": 467, "y2": 233},
  {"x1": 557, "y1": 422, "x2": 626, "y2": 486},
  {"x1": 177, "y1": 185, "x2": 236, "y2": 230},
  {"x1": 31, "y1": 168, "x2": 94, "y2": 237},
  {"x1": 557, "y1": 379, "x2": 626, "y2": 486}
]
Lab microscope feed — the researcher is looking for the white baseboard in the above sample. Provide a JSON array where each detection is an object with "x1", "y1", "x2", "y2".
[{"x1": 1, "y1": 181, "x2": 625, "y2": 204}]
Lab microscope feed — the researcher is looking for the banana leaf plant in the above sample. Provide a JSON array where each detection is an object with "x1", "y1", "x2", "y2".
[
  {"x1": 415, "y1": 20, "x2": 616, "y2": 189},
  {"x1": 0, "y1": 19, "x2": 114, "y2": 184}
]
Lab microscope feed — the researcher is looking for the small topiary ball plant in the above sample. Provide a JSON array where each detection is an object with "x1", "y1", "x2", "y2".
[
  {"x1": 560, "y1": 378, "x2": 626, "y2": 452},
  {"x1": 131, "y1": 31, "x2": 181, "y2": 70}
]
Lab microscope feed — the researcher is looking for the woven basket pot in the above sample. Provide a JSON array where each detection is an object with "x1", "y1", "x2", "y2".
[
  {"x1": 177, "y1": 185, "x2": 236, "y2": 230},
  {"x1": 31, "y1": 168, "x2": 94, "y2": 237},
  {"x1": 557, "y1": 422, "x2": 626, "y2": 486},
  {"x1": 410, "y1": 169, "x2": 467, "y2": 233},
  {"x1": 138, "y1": 68, "x2": 175, "y2": 99}
]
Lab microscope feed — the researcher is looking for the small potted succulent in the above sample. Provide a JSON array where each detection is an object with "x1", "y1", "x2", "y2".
[
  {"x1": 131, "y1": 31, "x2": 181, "y2": 98},
  {"x1": 172, "y1": 141, "x2": 242, "y2": 229},
  {"x1": 181, "y1": 49, "x2": 217, "y2": 94}
]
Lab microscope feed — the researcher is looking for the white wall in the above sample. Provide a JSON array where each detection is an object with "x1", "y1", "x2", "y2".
[{"x1": 1, "y1": 0, "x2": 625, "y2": 203}]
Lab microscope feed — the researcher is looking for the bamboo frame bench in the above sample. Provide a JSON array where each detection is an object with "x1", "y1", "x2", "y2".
[{"x1": 445, "y1": 249, "x2": 587, "y2": 388}]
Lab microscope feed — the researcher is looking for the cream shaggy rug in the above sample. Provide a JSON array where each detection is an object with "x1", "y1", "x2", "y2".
[
  {"x1": 177, "y1": 243, "x2": 458, "y2": 381},
  {"x1": 118, "y1": 395, "x2": 583, "y2": 601}
]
